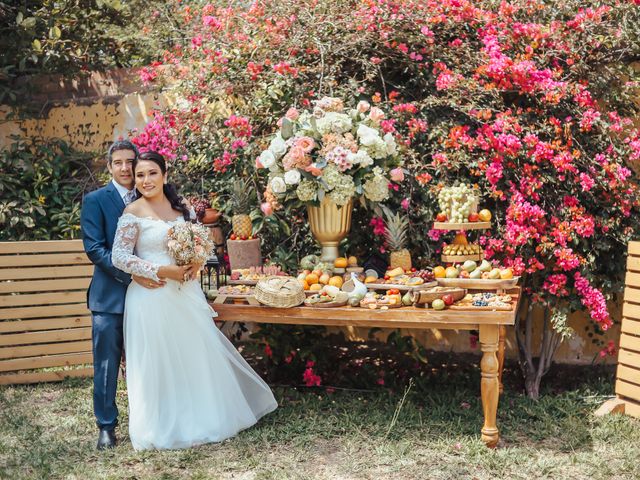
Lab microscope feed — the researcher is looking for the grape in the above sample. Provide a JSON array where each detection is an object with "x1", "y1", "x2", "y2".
[{"x1": 437, "y1": 184, "x2": 477, "y2": 222}]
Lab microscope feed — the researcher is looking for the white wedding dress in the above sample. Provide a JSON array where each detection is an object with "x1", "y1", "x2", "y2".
[{"x1": 112, "y1": 212, "x2": 277, "y2": 450}]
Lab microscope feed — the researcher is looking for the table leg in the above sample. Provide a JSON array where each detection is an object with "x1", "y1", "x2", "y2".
[
  {"x1": 479, "y1": 324, "x2": 500, "y2": 448},
  {"x1": 498, "y1": 325, "x2": 506, "y2": 394}
]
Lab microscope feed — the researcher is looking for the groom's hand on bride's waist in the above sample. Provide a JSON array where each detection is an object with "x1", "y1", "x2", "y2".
[{"x1": 132, "y1": 275, "x2": 166, "y2": 289}]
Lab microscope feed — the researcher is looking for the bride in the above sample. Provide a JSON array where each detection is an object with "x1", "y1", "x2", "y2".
[{"x1": 112, "y1": 150, "x2": 277, "y2": 450}]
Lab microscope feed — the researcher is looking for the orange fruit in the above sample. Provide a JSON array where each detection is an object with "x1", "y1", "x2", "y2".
[
  {"x1": 433, "y1": 266, "x2": 446, "y2": 278},
  {"x1": 347, "y1": 256, "x2": 358, "y2": 267},
  {"x1": 305, "y1": 273, "x2": 319, "y2": 285},
  {"x1": 365, "y1": 276, "x2": 378, "y2": 283},
  {"x1": 301, "y1": 280, "x2": 310, "y2": 290},
  {"x1": 334, "y1": 257, "x2": 348, "y2": 268},
  {"x1": 319, "y1": 273, "x2": 331, "y2": 285},
  {"x1": 309, "y1": 283, "x2": 322, "y2": 291},
  {"x1": 328, "y1": 276, "x2": 344, "y2": 288}
]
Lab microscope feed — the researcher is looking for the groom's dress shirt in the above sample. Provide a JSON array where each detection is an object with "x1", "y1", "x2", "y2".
[{"x1": 112, "y1": 180, "x2": 136, "y2": 206}]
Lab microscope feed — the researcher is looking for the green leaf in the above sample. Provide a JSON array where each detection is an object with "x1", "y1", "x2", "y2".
[
  {"x1": 32, "y1": 39, "x2": 41, "y2": 51},
  {"x1": 16, "y1": 12, "x2": 23, "y2": 25},
  {"x1": 281, "y1": 118, "x2": 294, "y2": 140},
  {"x1": 50, "y1": 26, "x2": 62, "y2": 40}
]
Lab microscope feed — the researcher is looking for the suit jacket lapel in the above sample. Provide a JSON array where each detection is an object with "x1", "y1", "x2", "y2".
[{"x1": 105, "y1": 182, "x2": 125, "y2": 214}]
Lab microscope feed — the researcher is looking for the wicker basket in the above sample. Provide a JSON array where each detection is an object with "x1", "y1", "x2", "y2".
[{"x1": 254, "y1": 276, "x2": 305, "y2": 308}]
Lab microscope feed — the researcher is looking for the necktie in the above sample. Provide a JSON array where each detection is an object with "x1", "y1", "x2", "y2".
[{"x1": 124, "y1": 190, "x2": 137, "y2": 205}]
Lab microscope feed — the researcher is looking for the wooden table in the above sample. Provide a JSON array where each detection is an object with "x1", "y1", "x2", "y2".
[{"x1": 210, "y1": 301, "x2": 515, "y2": 447}]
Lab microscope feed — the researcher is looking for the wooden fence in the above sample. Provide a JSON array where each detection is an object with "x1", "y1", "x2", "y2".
[
  {"x1": 0, "y1": 240, "x2": 93, "y2": 385},
  {"x1": 613, "y1": 241, "x2": 640, "y2": 417}
]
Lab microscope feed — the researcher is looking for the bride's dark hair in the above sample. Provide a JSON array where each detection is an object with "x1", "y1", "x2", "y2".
[{"x1": 133, "y1": 151, "x2": 191, "y2": 220}]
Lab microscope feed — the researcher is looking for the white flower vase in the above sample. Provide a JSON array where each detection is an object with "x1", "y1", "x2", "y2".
[{"x1": 307, "y1": 197, "x2": 353, "y2": 263}]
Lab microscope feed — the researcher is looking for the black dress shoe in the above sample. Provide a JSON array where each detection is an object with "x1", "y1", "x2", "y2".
[{"x1": 97, "y1": 429, "x2": 117, "y2": 450}]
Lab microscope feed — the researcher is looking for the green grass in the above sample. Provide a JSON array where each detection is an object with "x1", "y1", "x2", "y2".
[{"x1": 1, "y1": 357, "x2": 639, "y2": 480}]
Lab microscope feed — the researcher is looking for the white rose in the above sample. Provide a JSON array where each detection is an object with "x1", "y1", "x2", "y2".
[
  {"x1": 259, "y1": 150, "x2": 276, "y2": 168},
  {"x1": 270, "y1": 176, "x2": 287, "y2": 194},
  {"x1": 357, "y1": 124, "x2": 380, "y2": 146},
  {"x1": 269, "y1": 135, "x2": 287, "y2": 159},
  {"x1": 284, "y1": 169, "x2": 301, "y2": 185},
  {"x1": 383, "y1": 132, "x2": 397, "y2": 155}
]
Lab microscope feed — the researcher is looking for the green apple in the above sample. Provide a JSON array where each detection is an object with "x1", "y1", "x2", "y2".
[
  {"x1": 432, "y1": 299, "x2": 445, "y2": 310},
  {"x1": 478, "y1": 259, "x2": 492, "y2": 272},
  {"x1": 488, "y1": 268, "x2": 501, "y2": 279},
  {"x1": 462, "y1": 260, "x2": 477, "y2": 272},
  {"x1": 470, "y1": 268, "x2": 483, "y2": 279}
]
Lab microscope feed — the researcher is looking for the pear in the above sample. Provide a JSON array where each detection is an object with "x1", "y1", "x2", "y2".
[
  {"x1": 445, "y1": 266, "x2": 460, "y2": 278},
  {"x1": 462, "y1": 260, "x2": 477, "y2": 272},
  {"x1": 478, "y1": 259, "x2": 492, "y2": 272},
  {"x1": 402, "y1": 291, "x2": 413, "y2": 306},
  {"x1": 470, "y1": 268, "x2": 483, "y2": 279},
  {"x1": 488, "y1": 268, "x2": 501, "y2": 279}
]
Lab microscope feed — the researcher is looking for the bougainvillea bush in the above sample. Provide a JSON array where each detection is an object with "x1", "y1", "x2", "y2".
[{"x1": 136, "y1": 0, "x2": 640, "y2": 397}]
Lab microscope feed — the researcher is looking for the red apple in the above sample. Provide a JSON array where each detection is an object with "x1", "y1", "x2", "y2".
[
  {"x1": 230, "y1": 233, "x2": 237, "y2": 240},
  {"x1": 436, "y1": 213, "x2": 448, "y2": 222},
  {"x1": 241, "y1": 235, "x2": 248, "y2": 240},
  {"x1": 468, "y1": 213, "x2": 479, "y2": 222},
  {"x1": 442, "y1": 294, "x2": 454, "y2": 306}
]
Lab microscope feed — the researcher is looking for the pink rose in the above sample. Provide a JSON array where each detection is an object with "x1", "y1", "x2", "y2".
[
  {"x1": 368, "y1": 107, "x2": 385, "y2": 123},
  {"x1": 295, "y1": 136, "x2": 315, "y2": 153},
  {"x1": 357, "y1": 100, "x2": 371, "y2": 113},
  {"x1": 260, "y1": 202, "x2": 273, "y2": 216},
  {"x1": 390, "y1": 167, "x2": 404, "y2": 182},
  {"x1": 255, "y1": 157, "x2": 264, "y2": 169},
  {"x1": 285, "y1": 107, "x2": 300, "y2": 120}
]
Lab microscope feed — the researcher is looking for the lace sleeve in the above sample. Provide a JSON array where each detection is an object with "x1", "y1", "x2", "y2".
[{"x1": 112, "y1": 214, "x2": 161, "y2": 282}]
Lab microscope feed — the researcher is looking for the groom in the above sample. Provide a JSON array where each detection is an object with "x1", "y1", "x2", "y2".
[{"x1": 81, "y1": 140, "x2": 164, "y2": 450}]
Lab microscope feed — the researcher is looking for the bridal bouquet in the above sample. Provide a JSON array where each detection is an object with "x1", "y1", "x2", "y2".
[
  {"x1": 166, "y1": 222, "x2": 214, "y2": 266},
  {"x1": 256, "y1": 96, "x2": 402, "y2": 207}
]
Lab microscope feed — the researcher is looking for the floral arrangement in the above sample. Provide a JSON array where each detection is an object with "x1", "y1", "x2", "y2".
[
  {"x1": 166, "y1": 222, "x2": 214, "y2": 266},
  {"x1": 257, "y1": 96, "x2": 402, "y2": 208}
]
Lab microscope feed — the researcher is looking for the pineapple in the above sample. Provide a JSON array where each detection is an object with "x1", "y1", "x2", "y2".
[
  {"x1": 230, "y1": 179, "x2": 253, "y2": 239},
  {"x1": 384, "y1": 210, "x2": 412, "y2": 271}
]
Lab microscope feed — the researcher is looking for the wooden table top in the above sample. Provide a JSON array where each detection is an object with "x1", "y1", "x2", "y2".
[{"x1": 210, "y1": 302, "x2": 517, "y2": 330}]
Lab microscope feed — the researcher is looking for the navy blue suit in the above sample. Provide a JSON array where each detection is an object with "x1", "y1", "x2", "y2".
[{"x1": 80, "y1": 182, "x2": 132, "y2": 430}]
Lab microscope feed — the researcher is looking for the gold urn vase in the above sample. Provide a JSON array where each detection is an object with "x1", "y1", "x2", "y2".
[{"x1": 307, "y1": 197, "x2": 353, "y2": 263}]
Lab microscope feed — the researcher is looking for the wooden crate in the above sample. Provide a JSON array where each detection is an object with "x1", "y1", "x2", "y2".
[{"x1": 0, "y1": 240, "x2": 93, "y2": 385}]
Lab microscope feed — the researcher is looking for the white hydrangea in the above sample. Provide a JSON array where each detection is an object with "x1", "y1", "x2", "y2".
[
  {"x1": 270, "y1": 176, "x2": 287, "y2": 194},
  {"x1": 356, "y1": 124, "x2": 380, "y2": 146},
  {"x1": 363, "y1": 167, "x2": 389, "y2": 202},
  {"x1": 284, "y1": 169, "x2": 301, "y2": 185},
  {"x1": 347, "y1": 149, "x2": 373, "y2": 168},
  {"x1": 316, "y1": 112, "x2": 353, "y2": 135},
  {"x1": 383, "y1": 132, "x2": 397, "y2": 155},
  {"x1": 296, "y1": 179, "x2": 317, "y2": 202},
  {"x1": 365, "y1": 136, "x2": 389, "y2": 159}
]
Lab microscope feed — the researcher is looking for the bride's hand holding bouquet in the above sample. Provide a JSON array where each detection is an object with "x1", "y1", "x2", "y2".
[{"x1": 160, "y1": 222, "x2": 214, "y2": 282}]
